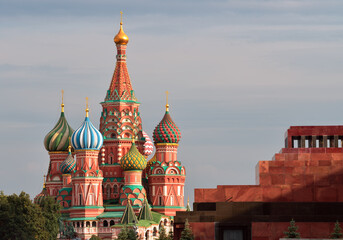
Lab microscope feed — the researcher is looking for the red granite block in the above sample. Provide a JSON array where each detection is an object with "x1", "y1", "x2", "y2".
[
  {"x1": 284, "y1": 167, "x2": 294, "y2": 174},
  {"x1": 311, "y1": 153, "x2": 331, "y2": 161},
  {"x1": 273, "y1": 153, "x2": 285, "y2": 161},
  {"x1": 297, "y1": 223, "x2": 311, "y2": 238},
  {"x1": 280, "y1": 185, "x2": 292, "y2": 201},
  {"x1": 337, "y1": 186, "x2": 343, "y2": 201},
  {"x1": 195, "y1": 188, "x2": 225, "y2": 202},
  {"x1": 285, "y1": 174, "x2": 304, "y2": 185},
  {"x1": 223, "y1": 186, "x2": 262, "y2": 202},
  {"x1": 315, "y1": 187, "x2": 337, "y2": 202},
  {"x1": 298, "y1": 153, "x2": 311, "y2": 161},
  {"x1": 304, "y1": 174, "x2": 314, "y2": 185},
  {"x1": 292, "y1": 186, "x2": 314, "y2": 201},
  {"x1": 272, "y1": 222, "x2": 290, "y2": 240},
  {"x1": 259, "y1": 174, "x2": 272, "y2": 186},
  {"x1": 285, "y1": 153, "x2": 298, "y2": 161},
  {"x1": 258, "y1": 161, "x2": 269, "y2": 174},
  {"x1": 310, "y1": 222, "x2": 331, "y2": 238},
  {"x1": 319, "y1": 160, "x2": 332, "y2": 166},
  {"x1": 310, "y1": 148, "x2": 326, "y2": 153},
  {"x1": 269, "y1": 161, "x2": 284, "y2": 167},
  {"x1": 251, "y1": 237, "x2": 269, "y2": 240},
  {"x1": 327, "y1": 148, "x2": 343, "y2": 153},
  {"x1": 271, "y1": 174, "x2": 285, "y2": 185},
  {"x1": 262, "y1": 187, "x2": 282, "y2": 201},
  {"x1": 332, "y1": 160, "x2": 343, "y2": 166},
  {"x1": 314, "y1": 174, "x2": 330, "y2": 187},
  {"x1": 292, "y1": 166, "x2": 306, "y2": 175},
  {"x1": 269, "y1": 166, "x2": 285, "y2": 174},
  {"x1": 252, "y1": 222, "x2": 271, "y2": 237},
  {"x1": 309, "y1": 160, "x2": 319, "y2": 166},
  {"x1": 190, "y1": 222, "x2": 215, "y2": 240},
  {"x1": 284, "y1": 160, "x2": 305, "y2": 167},
  {"x1": 298, "y1": 148, "x2": 311, "y2": 153},
  {"x1": 331, "y1": 153, "x2": 343, "y2": 160}
]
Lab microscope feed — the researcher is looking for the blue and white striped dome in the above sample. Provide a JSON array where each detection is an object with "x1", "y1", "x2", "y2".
[{"x1": 71, "y1": 116, "x2": 103, "y2": 150}]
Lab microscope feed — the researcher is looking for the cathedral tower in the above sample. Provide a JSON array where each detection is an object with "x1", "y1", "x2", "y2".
[
  {"x1": 99, "y1": 13, "x2": 145, "y2": 203},
  {"x1": 148, "y1": 95, "x2": 186, "y2": 216},
  {"x1": 70, "y1": 101, "x2": 104, "y2": 222},
  {"x1": 43, "y1": 91, "x2": 73, "y2": 197}
]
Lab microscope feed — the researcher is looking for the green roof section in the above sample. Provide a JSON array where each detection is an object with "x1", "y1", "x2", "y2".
[
  {"x1": 68, "y1": 217, "x2": 98, "y2": 221},
  {"x1": 138, "y1": 198, "x2": 153, "y2": 221},
  {"x1": 97, "y1": 212, "x2": 123, "y2": 219},
  {"x1": 120, "y1": 201, "x2": 138, "y2": 225}
]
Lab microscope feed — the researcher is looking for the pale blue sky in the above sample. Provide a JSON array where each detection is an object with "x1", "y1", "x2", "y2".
[{"x1": 2, "y1": 0, "x2": 343, "y2": 205}]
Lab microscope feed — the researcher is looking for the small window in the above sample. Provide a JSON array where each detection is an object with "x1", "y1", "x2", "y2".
[
  {"x1": 103, "y1": 220, "x2": 108, "y2": 227},
  {"x1": 92, "y1": 221, "x2": 96, "y2": 227},
  {"x1": 110, "y1": 220, "x2": 115, "y2": 226}
]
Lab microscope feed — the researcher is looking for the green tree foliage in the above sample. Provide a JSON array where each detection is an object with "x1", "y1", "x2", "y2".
[
  {"x1": 180, "y1": 219, "x2": 194, "y2": 240},
  {"x1": 331, "y1": 221, "x2": 343, "y2": 239},
  {"x1": 0, "y1": 191, "x2": 46, "y2": 239},
  {"x1": 284, "y1": 219, "x2": 300, "y2": 238},
  {"x1": 38, "y1": 196, "x2": 61, "y2": 240},
  {"x1": 89, "y1": 235, "x2": 102, "y2": 240},
  {"x1": 0, "y1": 191, "x2": 61, "y2": 240},
  {"x1": 117, "y1": 225, "x2": 129, "y2": 240},
  {"x1": 158, "y1": 224, "x2": 168, "y2": 240},
  {"x1": 127, "y1": 227, "x2": 138, "y2": 240},
  {"x1": 63, "y1": 222, "x2": 76, "y2": 239}
]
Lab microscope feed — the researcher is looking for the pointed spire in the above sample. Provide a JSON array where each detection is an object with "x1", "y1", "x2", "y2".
[
  {"x1": 120, "y1": 200, "x2": 138, "y2": 225},
  {"x1": 138, "y1": 198, "x2": 153, "y2": 221},
  {"x1": 186, "y1": 196, "x2": 191, "y2": 211},
  {"x1": 85, "y1": 97, "x2": 89, "y2": 117},
  {"x1": 61, "y1": 89, "x2": 64, "y2": 112},
  {"x1": 165, "y1": 91, "x2": 169, "y2": 112},
  {"x1": 43, "y1": 175, "x2": 46, "y2": 188}
]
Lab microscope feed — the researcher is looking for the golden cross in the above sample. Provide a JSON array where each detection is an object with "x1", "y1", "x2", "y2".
[
  {"x1": 120, "y1": 11, "x2": 123, "y2": 23},
  {"x1": 61, "y1": 89, "x2": 64, "y2": 104},
  {"x1": 166, "y1": 91, "x2": 169, "y2": 105},
  {"x1": 165, "y1": 91, "x2": 169, "y2": 111},
  {"x1": 86, "y1": 97, "x2": 89, "y2": 109}
]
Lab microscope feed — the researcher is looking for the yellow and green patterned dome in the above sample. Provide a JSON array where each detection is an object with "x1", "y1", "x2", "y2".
[{"x1": 120, "y1": 142, "x2": 147, "y2": 171}]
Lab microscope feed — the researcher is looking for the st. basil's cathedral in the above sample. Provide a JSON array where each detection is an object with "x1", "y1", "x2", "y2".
[{"x1": 34, "y1": 16, "x2": 187, "y2": 240}]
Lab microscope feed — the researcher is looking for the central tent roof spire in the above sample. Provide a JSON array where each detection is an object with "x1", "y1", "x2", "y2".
[{"x1": 105, "y1": 12, "x2": 136, "y2": 102}]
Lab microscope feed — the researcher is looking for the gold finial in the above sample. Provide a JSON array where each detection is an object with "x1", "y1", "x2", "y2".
[
  {"x1": 165, "y1": 91, "x2": 169, "y2": 112},
  {"x1": 68, "y1": 137, "x2": 72, "y2": 153},
  {"x1": 43, "y1": 175, "x2": 46, "y2": 188},
  {"x1": 86, "y1": 97, "x2": 89, "y2": 117},
  {"x1": 114, "y1": 12, "x2": 129, "y2": 45},
  {"x1": 61, "y1": 89, "x2": 65, "y2": 112},
  {"x1": 132, "y1": 135, "x2": 135, "y2": 143}
]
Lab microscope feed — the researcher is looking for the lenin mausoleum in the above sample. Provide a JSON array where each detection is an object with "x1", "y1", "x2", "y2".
[
  {"x1": 34, "y1": 15, "x2": 188, "y2": 240},
  {"x1": 175, "y1": 126, "x2": 343, "y2": 240}
]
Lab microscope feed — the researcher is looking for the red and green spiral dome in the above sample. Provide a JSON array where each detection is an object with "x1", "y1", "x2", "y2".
[{"x1": 153, "y1": 110, "x2": 181, "y2": 144}]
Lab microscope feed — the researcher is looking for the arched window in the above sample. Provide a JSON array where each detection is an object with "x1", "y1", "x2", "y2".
[
  {"x1": 153, "y1": 227, "x2": 157, "y2": 236},
  {"x1": 86, "y1": 221, "x2": 90, "y2": 227},
  {"x1": 170, "y1": 196, "x2": 173, "y2": 206},
  {"x1": 77, "y1": 222, "x2": 80, "y2": 228},
  {"x1": 159, "y1": 196, "x2": 163, "y2": 206},
  {"x1": 89, "y1": 194, "x2": 94, "y2": 206},
  {"x1": 146, "y1": 230, "x2": 150, "y2": 240},
  {"x1": 113, "y1": 185, "x2": 118, "y2": 194},
  {"x1": 79, "y1": 194, "x2": 83, "y2": 205},
  {"x1": 81, "y1": 222, "x2": 84, "y2": 228},
  {"x1": 164, "y1": 219, "x2": 168, "y2": 226},
  {"x1": 103, "y1": 220, "x2": 108, "y2": 227},
  {"x1": 110, "y1": 220, "x2": 115, "y2": 226},
  {"x1": 92, "y1": 221, "x2": 96, "y2": 227}
]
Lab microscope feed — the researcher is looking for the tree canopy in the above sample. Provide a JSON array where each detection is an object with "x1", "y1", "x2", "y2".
[{"x1": 0, "y1": 191, "x2": 60, "y2": 240}]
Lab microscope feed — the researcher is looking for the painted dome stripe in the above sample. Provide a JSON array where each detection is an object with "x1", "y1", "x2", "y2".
[{"x1": 72, "y1": 116, "x2": 103, "y2": 150}]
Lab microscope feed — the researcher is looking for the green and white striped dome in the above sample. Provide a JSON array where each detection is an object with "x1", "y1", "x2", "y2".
[{"x1": 44, "y1": 111, "x2": 74, "y2": 152}]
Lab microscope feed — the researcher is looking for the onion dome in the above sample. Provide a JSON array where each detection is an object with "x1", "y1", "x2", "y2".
[
  {"x1": 142, "y1": 131, "x2": 154, "y2": 156},
  {"x1": 34, "y1": 177, "x2": 48, "y2": 205},
  {"x1": 44, "y1": 98, "x2": 74, "y2": 151},
  {"x1": 71, "y1": 104, "x2": 104, "y2": 150},
  {"x1": 60, "y1": 146, "x2": 76, "y2": 174},
  {"x1": 120, "y1": 141, "x2": 147, "y2": 171},
  {"x1": 153, "y1": 103, "x2": 181, "y2": 144},
  {"x1": 114, "y1": 13, "x2": 129, "y2": 45}
]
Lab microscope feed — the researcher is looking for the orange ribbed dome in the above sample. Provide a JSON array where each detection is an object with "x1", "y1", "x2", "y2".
[{"x1": 114, "y1": 22, "x2": 129, "y2": 45}]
